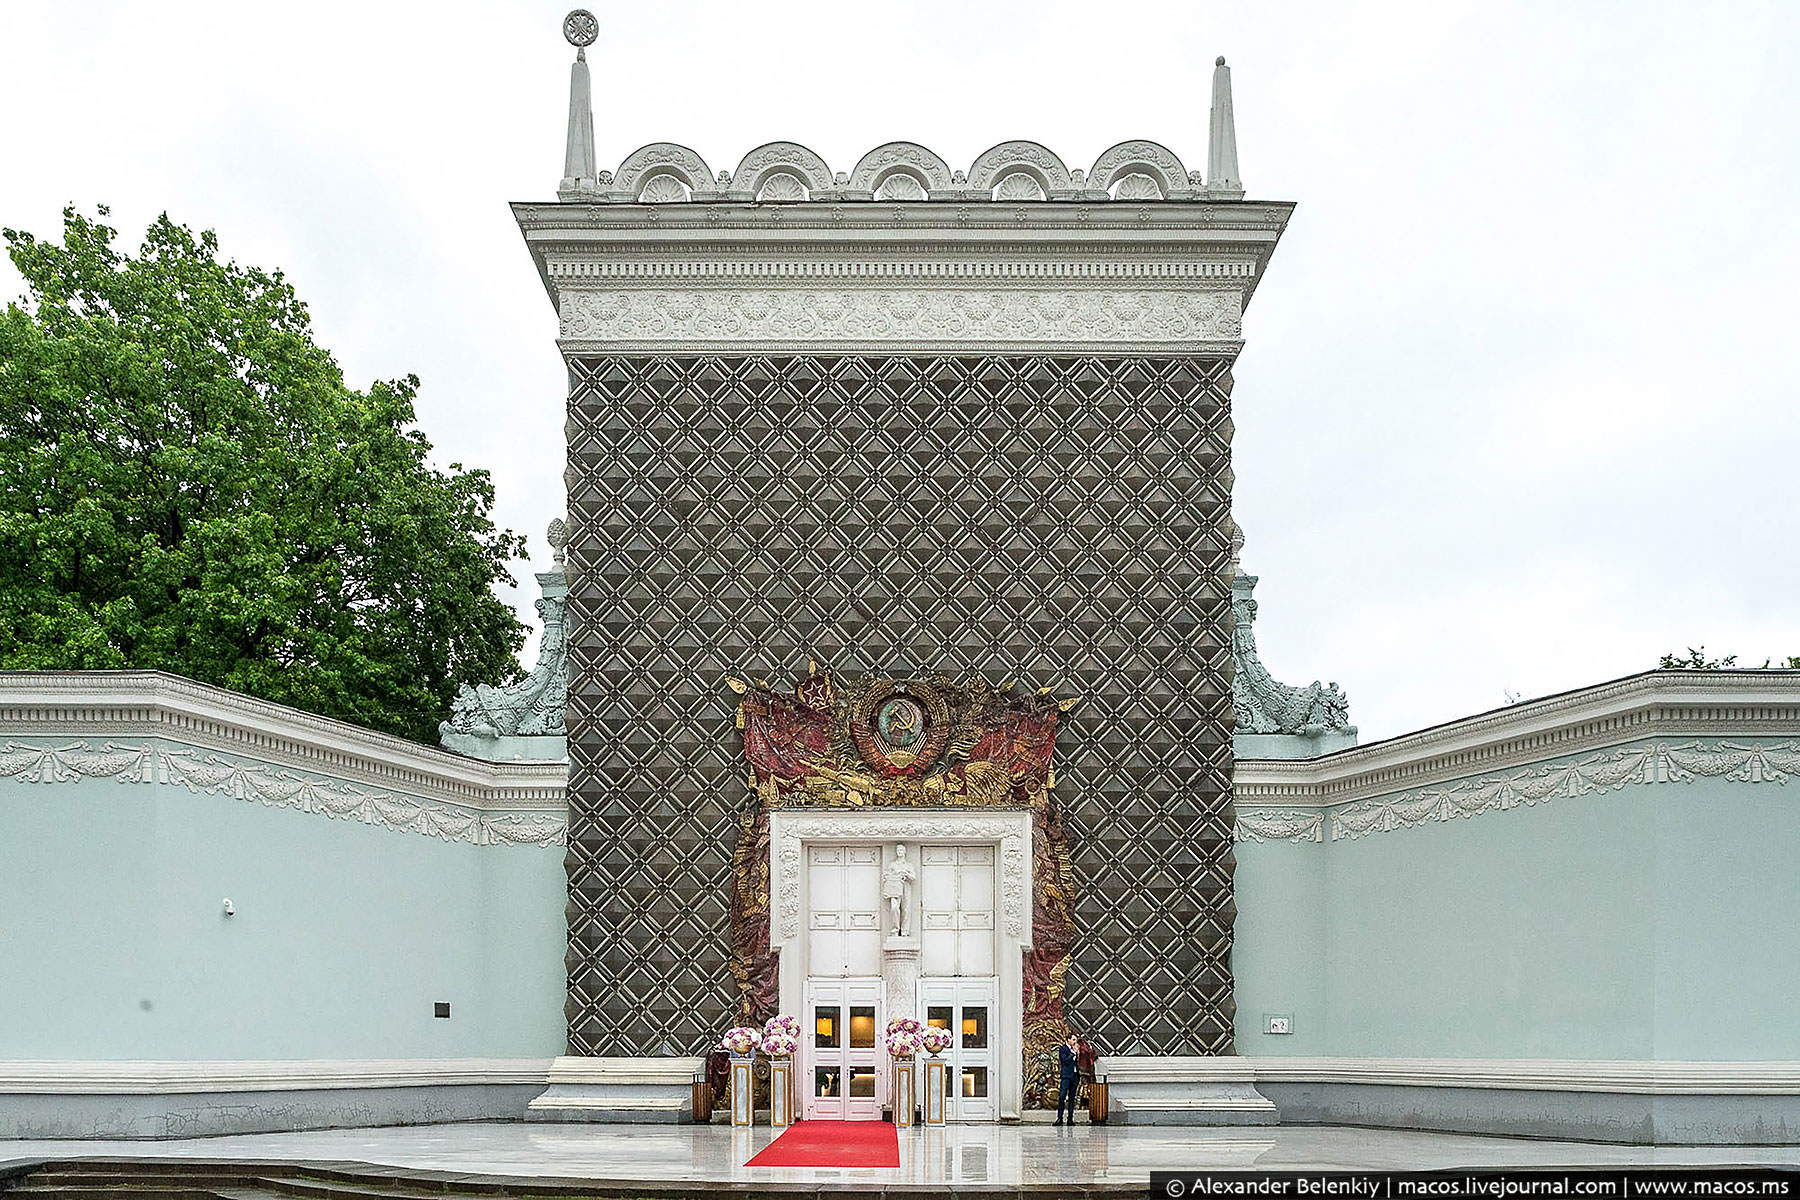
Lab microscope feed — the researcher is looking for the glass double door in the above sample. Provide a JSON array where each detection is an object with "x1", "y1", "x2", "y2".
[
  {"x1": 803, "y1": 977, "x2": 885, "y2": 1120},
  {"x1": 920, "y1": 975, "x2": 998, "y2": 1122}
]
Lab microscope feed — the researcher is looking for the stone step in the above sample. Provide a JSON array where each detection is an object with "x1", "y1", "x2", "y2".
[{"x1": 1, "y1": 1160, "x2": 1147, "y2": 1199}]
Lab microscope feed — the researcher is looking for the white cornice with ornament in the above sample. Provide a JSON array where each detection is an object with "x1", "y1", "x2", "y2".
[
  {"x1": 513, "y1": 199, "x2": 1289, "y2": 355},
  {"x1": 0, "y1": 671, "x2": 566, "y2": 847},
  {"x1": 1234, "y1": 670, "x2": 1800, "y2": 843}
]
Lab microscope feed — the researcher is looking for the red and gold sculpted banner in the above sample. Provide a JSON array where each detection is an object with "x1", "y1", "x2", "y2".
[{"x1": 727, "y1": 666, "x2": 1080, "y2": 1108}]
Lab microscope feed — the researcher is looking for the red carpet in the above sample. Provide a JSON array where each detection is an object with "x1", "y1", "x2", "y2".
[{"x1": 745, "y1": 1119, "x2": 900, "y2": 1168}]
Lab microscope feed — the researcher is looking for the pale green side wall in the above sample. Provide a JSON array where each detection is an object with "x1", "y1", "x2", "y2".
[
  {"x1": 1651, "y1": 784, "x2": 1800, "y2": 1058},
  {"x1": 1233, "y1": 752, "x2": 1800, "y2": 1060},
  {"x1": 0, "y1": 756, "x2": 567, "y2": 1060}
]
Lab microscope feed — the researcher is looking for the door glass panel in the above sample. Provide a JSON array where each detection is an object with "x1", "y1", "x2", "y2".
[
  {"x1": 961, "y1": 1005, "x2": 988, "y2": 1049},
  {"x1": 815, "y1": 1067, "x2": 840, "y2": 1097},
  {"x1": 814, "y1": 1005, "x2": 840, "y2": 1048},
  {"x1": 926, "y1": 1005, "x2": 952, "y2": 1032},
  {"x1": 848, "y1": 1006, "x2": 876, "y2": 1048},
  {"x1": 961, "y1": 1066, "x2": 989, "y2": 1097},
  {"x1": 848, "y1": 1069, "x2": 877, "y2": 1097}
]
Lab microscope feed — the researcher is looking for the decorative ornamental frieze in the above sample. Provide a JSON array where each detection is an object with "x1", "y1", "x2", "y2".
[
  {"x1": 1089, "y1": 139, "x2": 1196, "y2": 199},
  {"x1": 967, "y1": 141, "x2": 1074, "y2": 198},
  {"x1": 565, "y1": 138, "x2": 1223, "y2": 204},
  {"x1": 558, "y1": 288, "x2": 1243, "y2": 351},
  {"x1": 1232, "y1": 737, "x2": 1800, "y2": 847},
  {"x1": 1234, "y1": 810, "x2": 1326, "y2": 844},
  {"x1": 1, "y1": 738, "x2": 565, "y2": 848},
  {"x1": 847, "y1": 142, "x2": 955, "y2": 199},
  {"x1": 1328, "y1": 738, "x2": 1800, "y2": 842},
  {"x1": 730, "y1": 141, "x2": 834, "y2": 200}
]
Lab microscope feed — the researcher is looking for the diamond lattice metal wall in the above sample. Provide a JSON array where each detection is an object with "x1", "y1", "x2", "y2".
[{"x1": 563, "y1": 353, "x2": 1237, "y2": 1058}]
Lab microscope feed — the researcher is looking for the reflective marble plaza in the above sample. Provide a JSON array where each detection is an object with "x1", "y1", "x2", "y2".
[{"x1": 4, "y1": 1122, "x2": 1798, "y2": 1191}]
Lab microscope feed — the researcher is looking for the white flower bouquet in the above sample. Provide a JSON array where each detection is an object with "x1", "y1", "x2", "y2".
[
  {"x1": 885, "y1": 1016, "x2": 924, "y2": 1057},
  {"x1": 720, "y1": 1026, "x2": 760, "y2": 1056},
  {"x1": 920, "y1": 1025, "x2": 953, "y2": 1056},
  {"x1": 761, "y1": 1026, "x2": 799, "y2": 1057}
]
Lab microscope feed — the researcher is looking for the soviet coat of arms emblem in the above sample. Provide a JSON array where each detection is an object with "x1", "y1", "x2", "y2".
[{"x1": 727, "y1": 664, "x2": 1075, "y2": 807}]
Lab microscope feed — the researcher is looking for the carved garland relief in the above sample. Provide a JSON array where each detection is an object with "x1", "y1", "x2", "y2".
[{"x1": 0, "y1": 740, "x2": 565, "y2": 847}]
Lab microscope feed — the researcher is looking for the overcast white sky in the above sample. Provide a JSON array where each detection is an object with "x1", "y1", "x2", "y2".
[{"x1": 4, "y1": 1, "x2": 1796, "y2": 741}]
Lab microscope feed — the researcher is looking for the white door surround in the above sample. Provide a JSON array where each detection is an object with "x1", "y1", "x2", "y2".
[{"x1": 770, "y1": 809, "x2": 1033, "y2": 1120}]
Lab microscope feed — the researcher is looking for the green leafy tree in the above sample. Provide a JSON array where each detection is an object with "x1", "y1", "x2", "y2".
[
  {"x1": 1659, "y1": 647, "x2": 1800, "y2": 670},
  {"x1": 0, "y1": 206, "x2": 526, "y2": 743}
]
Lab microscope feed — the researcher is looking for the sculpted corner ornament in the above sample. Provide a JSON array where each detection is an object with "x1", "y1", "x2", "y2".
[
  {"x1": 440, "y1": 520, "x2": 570, "y2": 746},
  {"x1": 1231, "y1": 524, "x2": 1353, "y2": 738}
]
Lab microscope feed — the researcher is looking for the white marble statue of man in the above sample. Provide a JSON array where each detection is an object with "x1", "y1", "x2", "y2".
[{"x1": 882, "y1": 845, "x2": 917, "y2": 937}]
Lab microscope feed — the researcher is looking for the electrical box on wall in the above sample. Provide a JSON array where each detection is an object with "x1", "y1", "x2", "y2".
[{"x1": 1264, "y1": 1014, "x2": 1292, "y2": 1035}]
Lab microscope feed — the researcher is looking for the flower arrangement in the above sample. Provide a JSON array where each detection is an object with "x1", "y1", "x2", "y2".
[
  {"x1": 720, "y1": 1026, "x2": 760, "y2": 1056},
  {"x1": 885, "y1": 1016, "x2": 924, "y2": 1057},
  {"x1": 761, "y1": 1014, "x2": 800, "y2": 1057},
  {"x1": 920, "y1": 1025, "x2": 953, "y2": 1056}
]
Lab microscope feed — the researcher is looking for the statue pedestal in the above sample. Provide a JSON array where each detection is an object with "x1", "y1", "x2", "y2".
[{"x1": 882, "y1": 938, "x2": 921, "y2": 1029}]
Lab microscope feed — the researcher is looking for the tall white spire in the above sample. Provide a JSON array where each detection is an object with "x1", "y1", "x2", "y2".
[
  {"x1": 559, "y1": 10, "x2": 599, "y2": 201},
  {"x1": 1206, "y1": 55, "x2": 1244, "y2": 200}
]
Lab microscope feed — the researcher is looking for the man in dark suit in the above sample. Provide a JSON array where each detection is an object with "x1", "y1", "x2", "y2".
[{"x1": 1056, "y1": 1034, "x2": 1080, "y2": 1125}]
